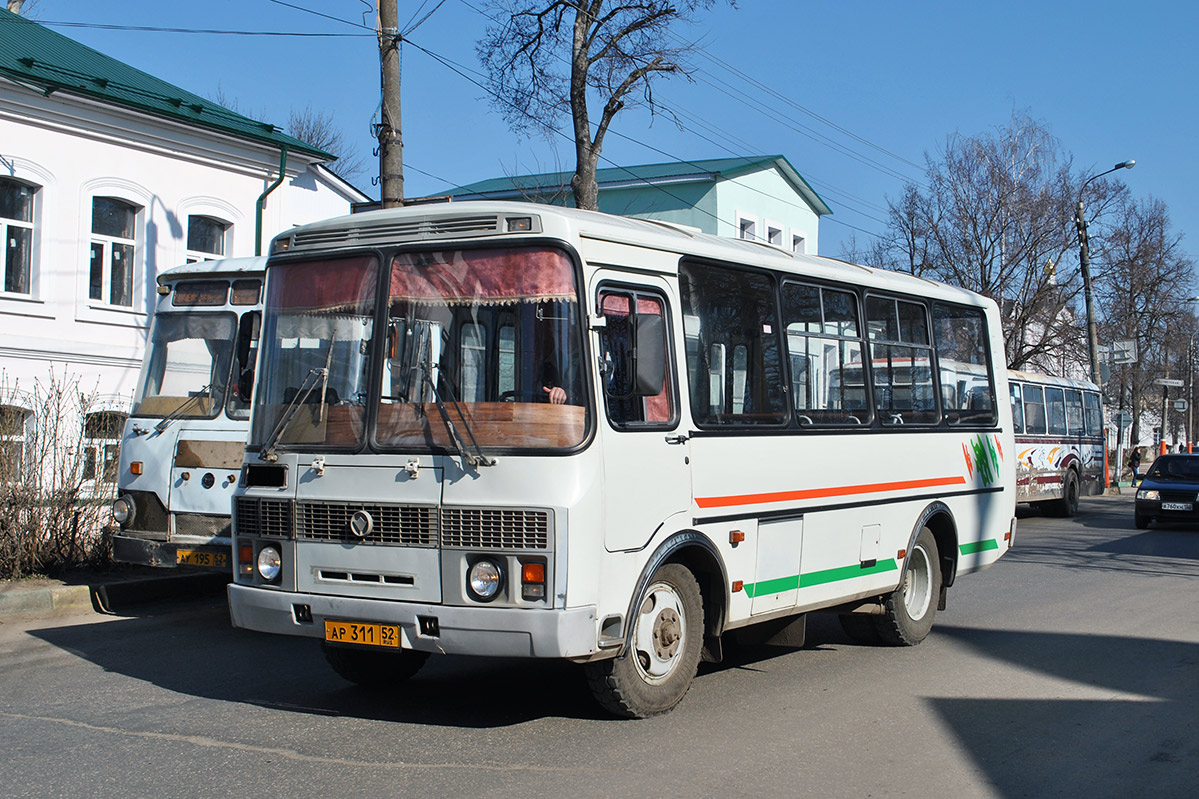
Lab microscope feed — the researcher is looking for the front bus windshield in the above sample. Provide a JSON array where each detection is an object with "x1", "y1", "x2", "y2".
[
  {"x1": 132, "y1": 312, "x2": 236, "y2": 418},
  {"x1": 251, "y1": 246, "x2": 587, "y2": 456},
  {"x1": 377, "y1": 246, "x2": 587, "y2": 452}
]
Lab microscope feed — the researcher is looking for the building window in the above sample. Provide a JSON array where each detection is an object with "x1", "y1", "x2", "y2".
[
  {"x1": 90, "y1": 197, "x2": 139, "y2": 307},
  {"x1": 766, "y1": 224, "x2": 783, "y2": 246},
  {"x1": 792, "y1": 233, "x2": 806, "y2": 254},
  {"x1": 1, "y1": 177, "x2": 35, "y2": 295},
  {"x1": 186, "y1": 215, "x2": 229, "y2": 263},
  {"x1": 0, "y1": 403, "x2": 31, "y2": 481},
  {"x1": 81, "y1": 410, "x2": 126, "y2": 484},
  {"x1": 737, "y1": 215, "x2": 757, "y2": 241}
]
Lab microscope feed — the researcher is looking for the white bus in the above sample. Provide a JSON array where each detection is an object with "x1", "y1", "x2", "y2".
[
  {"x1": 111, "y1": 257, "x2": 265, "y2": 570},
  {"x1": 228, "y1": 203, "x2": 1016, "y2": 717},
  {"x1": 1008, "y1": 370, "x2": 1105, "y2": 516}
]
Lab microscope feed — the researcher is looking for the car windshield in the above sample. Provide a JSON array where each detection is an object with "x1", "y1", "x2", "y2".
[
  {"x1": 132, "y1": 311, "x2": 236, "y2": 418},
  {"x1": 1146, "y1": 456, "x2": 1199, "y2": 481}
]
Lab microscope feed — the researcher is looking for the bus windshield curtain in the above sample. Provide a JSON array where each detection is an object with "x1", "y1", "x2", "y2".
[{"x1": 389, "y1": 248, "x2": 576, "y2": 306}]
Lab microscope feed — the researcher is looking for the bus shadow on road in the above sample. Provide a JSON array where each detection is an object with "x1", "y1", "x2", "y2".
[
  {"x1": 27, "y1": 601, "x2": 610, "y2": 727},
  {"x1": 932, "y1": 625, "x2": 1198, "y2": 797}
]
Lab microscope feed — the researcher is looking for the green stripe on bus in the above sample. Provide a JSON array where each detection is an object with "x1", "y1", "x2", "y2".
[
  {"x1": 744, "y1": 559, "x2": 899, "y2": 597},
  {"x1": 959, "y1": 539, "x2": 999, "y2": 555}
]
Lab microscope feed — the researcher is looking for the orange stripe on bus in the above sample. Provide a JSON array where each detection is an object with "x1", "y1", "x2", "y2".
[{"x1": 695, "y1": 475, "x2": 969, "y2": 509}]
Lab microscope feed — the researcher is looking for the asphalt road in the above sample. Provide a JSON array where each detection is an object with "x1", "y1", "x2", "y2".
[{"x1": 1, "y1": 493, "x2": 1195, "y2": 799}]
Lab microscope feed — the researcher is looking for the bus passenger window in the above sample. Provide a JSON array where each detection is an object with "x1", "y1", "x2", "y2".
[
  {"x1": 679, "y1": 261, "x2": 786, "y2": 427},
  {"x1": 932, "y1": 302, "x2": 996, "y2": 425},
  {"x1": 781, "y1": 281, "x2": 868, "y2": 426},
  {"x1": 1023, "y1": 385, "x2": 1047, "y2": 434},
  {"x1": 866, "y1": 296, "x2": 937, "y2": 425},
  {"x1": 1045, "y1": 387, "x2": 1067, "y2": 435},
  {"x1": 1010, "y1": 383, "x2": 1024, "y2": 434}
]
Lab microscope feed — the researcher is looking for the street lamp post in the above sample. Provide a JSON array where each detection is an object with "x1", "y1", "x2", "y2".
[{"x1": 1075, "y1": 159, "x2": 1136, "y2": 387}]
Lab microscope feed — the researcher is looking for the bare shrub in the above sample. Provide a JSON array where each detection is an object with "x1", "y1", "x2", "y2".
[{"x1": 1, "y1": 369, "x2": 120, "y2": 579}]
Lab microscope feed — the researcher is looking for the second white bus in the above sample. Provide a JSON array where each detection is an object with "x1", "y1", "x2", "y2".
[
  {"x1": 111, "y1": 257, "x2": 265, "y2": 570},
  {"x1": 228, "y1": 202, "x2": 1016, "y2": 717}
]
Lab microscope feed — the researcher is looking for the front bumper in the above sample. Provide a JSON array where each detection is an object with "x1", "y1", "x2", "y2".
[
  {"x1": 113, "y1": 533, "x2": 232, "y2": 570},
  {"x1": 228, "y1": 583, "x2": 598, "y2": 659}
]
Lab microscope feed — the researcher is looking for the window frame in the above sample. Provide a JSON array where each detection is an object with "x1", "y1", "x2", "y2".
[
  {"x1": 89, "y1": 195, "x2": 141, "y2": 308},
  {"x1": 595, "y1": 282, "x2": 679, "y2": 431},
  {"x1": 186, "y1": 215, "x2": 230, "y2": 263},
  {"x1": 0, "y1": 177, "x2": 37, "y2": 297}
]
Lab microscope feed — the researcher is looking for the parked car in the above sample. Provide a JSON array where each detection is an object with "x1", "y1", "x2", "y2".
[{"x1": 1134, "y1": 454, "x2": 1199, "y2": 528}]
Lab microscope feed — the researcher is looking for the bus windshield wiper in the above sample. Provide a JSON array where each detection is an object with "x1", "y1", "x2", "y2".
[
  {"x1": 259, "y1": 368, "x2": 328, "y2": 462},
  {"x1": 422, "y1": 373, "x2": 495, "y2": 468},
  {"x1": 154, "y1": 383, "x2": 213, "y2": 433}
]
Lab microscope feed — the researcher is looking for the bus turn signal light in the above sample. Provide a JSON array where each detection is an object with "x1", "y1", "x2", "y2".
[
  {"x1": 521, "y1": 561, "x2": 546, "y2": 600},
  {"x1": 129, "y1": 461, "x2": 143, "y2": 475}
]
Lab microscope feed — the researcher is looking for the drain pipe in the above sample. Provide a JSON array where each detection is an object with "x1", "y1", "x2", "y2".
[{"x1": 255, "y1": 146, "x2": 288, "y2": 256}]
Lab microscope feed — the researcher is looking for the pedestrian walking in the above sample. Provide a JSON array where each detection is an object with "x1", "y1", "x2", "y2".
[{"x1": 1129, "y1": 448, "x2": 1142, "y2": 486}]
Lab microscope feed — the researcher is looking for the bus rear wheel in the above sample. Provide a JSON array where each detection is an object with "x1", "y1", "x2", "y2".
[
  {"x1": 584, "y1": 563, "x2": 704, "y2": 719},
  {"x1": 322, "y1": 643, "x2": 429, "y2": 687},
  {"x1": 874, "y1": 528, "x2": 940, "y2": 646},
  {"x1": 1055, "y1": 470, "x2": 1080, "y2": 517}
]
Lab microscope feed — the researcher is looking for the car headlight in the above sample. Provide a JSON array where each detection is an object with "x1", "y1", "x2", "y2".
[
  {"x1": 468, "y1": 558, "x2": 503, "y2": 601},
  {"x1": 1136, "y1": 489, "x2": 1160, "y2": 501},
  {"x1": 256, "y1": 546, "x2": 282, "y2": 581},
  {"x1": 112, "y1": 495, "x2": 135, "y2": 527}
]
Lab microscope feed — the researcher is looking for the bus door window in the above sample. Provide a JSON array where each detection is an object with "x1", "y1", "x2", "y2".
[
  {"x1": 932, "y1": 303, "x2": 996, "y2": 426},
  {"x1": 1023, "y1": 385, "x2": 1047, "y2": 434},
  {"x1": 781, "y1": 281, "x2": 868, "y2": 426},
  {"x1": 1044, "y1": 387, "x2": 1067, "y2": 435},
  {"x1": 1083, "y1": 392, "x2": 1102, "y2": 436},
  {"x1": 228, "y1": 310, "x2": 261, "y2": 419},
  {"x1": 597, "y1": 288, "x2": 674, "y2": 427},
  {"x1": 679, "y1": 262, "x2": 786, "y2": 427},
  {"x1": 1010, "y1": 383, "x2": 1025, "y2": 434},
  {"x1": 865, "y1": 295, "x2": 937, "y2": 425},
  {"x1": 1064, "y1": 389, "x2": 1084, "y2": 435}
]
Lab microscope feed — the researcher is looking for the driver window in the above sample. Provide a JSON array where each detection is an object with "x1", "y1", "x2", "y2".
[{"x1": 597, "y1": 287, "x2": 675, "y2": 428}]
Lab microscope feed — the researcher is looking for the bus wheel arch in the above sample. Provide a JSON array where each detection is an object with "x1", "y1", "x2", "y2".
[
  {"x1": 914, "y1": 501, "x2": 958, "y2": 592},
  {"x1": 584, "y1": 533, "x2": 725, "y2": 718}
]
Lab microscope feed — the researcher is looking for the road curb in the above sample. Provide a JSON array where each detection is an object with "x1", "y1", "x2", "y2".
[{"x1": 0, "y1": 572, "x2": 229, "y2": 620}]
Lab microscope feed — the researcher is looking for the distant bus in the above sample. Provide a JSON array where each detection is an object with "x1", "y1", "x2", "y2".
[
  {"x1": 227, "y1": 202, "x2": 1016, "y2": 718},
  {"x1": 110, "y1": 257, "x2": 265, "y2": 569},
  {"x1": 1008, "y1": 370, "x2": 1105, "y2": 515}
]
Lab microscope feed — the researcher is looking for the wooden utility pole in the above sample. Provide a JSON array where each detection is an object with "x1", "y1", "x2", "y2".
[{"x1": 377, "y1": 0, "x2": 403, "y2": 207}]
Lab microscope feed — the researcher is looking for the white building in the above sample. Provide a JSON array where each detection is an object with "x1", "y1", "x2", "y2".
[{"x1": 0, "y1": 9, "x2": 366, "y2": 483}]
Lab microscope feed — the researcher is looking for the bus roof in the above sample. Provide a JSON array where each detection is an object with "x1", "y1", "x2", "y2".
[
  {"x1": 1008, "y1": 369, "x2": 1100, "y2": 392},
  {"x1": 270, "y1": 201, "x2": 990, "y2": 308},
  {"x1": 157, "y1": 256, "x2": 268, "y2": 285}
]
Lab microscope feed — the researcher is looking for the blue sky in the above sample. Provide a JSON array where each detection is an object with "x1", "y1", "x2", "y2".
[{"x1": 26, "y1": 1, "x2": 1196, "y2": 259}]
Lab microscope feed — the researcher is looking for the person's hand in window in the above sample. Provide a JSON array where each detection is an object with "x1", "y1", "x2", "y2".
[{"x1": 542, "y1": 386, "x2": 566, "y2": 405}]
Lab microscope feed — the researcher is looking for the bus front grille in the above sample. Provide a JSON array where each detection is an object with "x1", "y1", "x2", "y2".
[
  {"x1": 440, "y1": 508, "x2": 550, "y2": 550},
  {"x1": 296, "y1": 502, "x2": 437, "y2": 547},
  {"x1": 234, "y1": 497, "x2": 293, "y2": 538}
]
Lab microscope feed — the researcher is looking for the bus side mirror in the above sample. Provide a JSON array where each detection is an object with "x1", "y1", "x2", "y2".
[{"x1": 633, "y1": 313, "x2": 665, "y2": 396}]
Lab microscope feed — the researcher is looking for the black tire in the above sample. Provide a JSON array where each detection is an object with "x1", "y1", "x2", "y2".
[
  {"x1": 1134, "y1": 512, "x2": 1150, "y2": 530},
  {"x1": 584, "y1": 563, "x2": 704, "y2": 719},
  {"x1": 838, "y1": 612, "x2": 885, "y2": 645},
  {"x1": 874, "y1": 527, "x2": 941, "y2": 646},
  {"x1": 322, "y1": 643, "x2": 429, "y2": 687},
  {"x1": 1055, "y1": 470, "x2": 1080, "y2": 517}
]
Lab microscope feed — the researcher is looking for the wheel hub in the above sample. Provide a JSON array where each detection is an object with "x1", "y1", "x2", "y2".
[{"x1": 652, "y1": 607, "x2": 682, "y2": 660}]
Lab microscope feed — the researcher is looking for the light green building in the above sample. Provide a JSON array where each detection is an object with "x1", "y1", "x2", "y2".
[{"x1": 446, "y1": 155, "x2": 832, "y2": 254}]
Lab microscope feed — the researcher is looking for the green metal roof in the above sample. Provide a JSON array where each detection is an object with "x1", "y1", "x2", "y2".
[
  {"x1": 448, "y1": 155, "x2": 832, "y2": 216},
  {"x1": 0, "y1": 9, "x2": 330, "y2": 160}
]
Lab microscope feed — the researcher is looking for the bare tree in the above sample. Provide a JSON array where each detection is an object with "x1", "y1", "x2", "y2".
[
  {"x1": 874, "y1": 111, "x2": 1131, "y2": 372},
  {"x1": 287, "y1": 106, "x2": 366, "y2": 183},
  {"x1": 478, "y1": 0, "x2": 728, "y2": 210},
  {"x1": 1093, "y1": 195, "x2": 1196, "y2": 448}
]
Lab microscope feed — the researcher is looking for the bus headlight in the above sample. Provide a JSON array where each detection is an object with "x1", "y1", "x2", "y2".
[
  {"x1": 256, "y1": 546, "x2": 282, "y2": 582},
  {"x1": 468, "y1": 559, "x2": 503, "y2": 601},
  {"x1": 112, "y1": 495, "x2": 135, "y2": 527}
]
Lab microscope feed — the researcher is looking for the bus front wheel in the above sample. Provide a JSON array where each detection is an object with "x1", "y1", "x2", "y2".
[
  {"x1": 874, "y1": 528, "x2": 940, "y2": 646},
  {"x1": 584, "y1": 563, "x2": 704, "y2": 718},
  {"x1": 322, "y1": 643, "x2": 429, "y2": 687}
]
